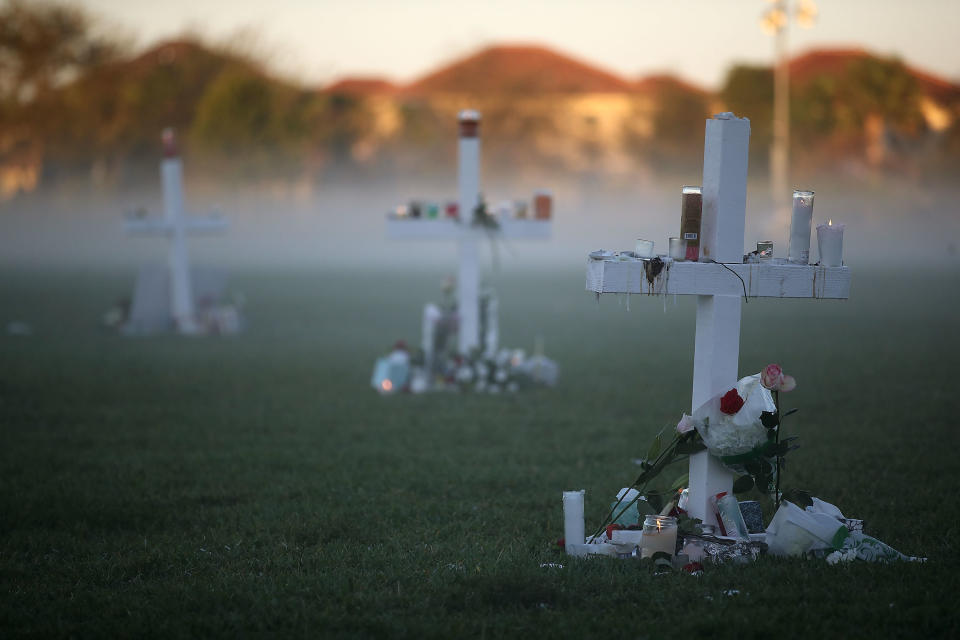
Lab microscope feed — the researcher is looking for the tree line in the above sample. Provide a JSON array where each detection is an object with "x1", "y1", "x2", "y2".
[{"x1": 1, "y1": 0, "x2": 957, "y2": 194}]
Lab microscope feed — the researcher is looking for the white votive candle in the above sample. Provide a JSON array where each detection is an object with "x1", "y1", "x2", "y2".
[
  {"x1": 640, "y1": 514, "x2": 678, "y2": 558},
  {"x1": 635, "y1": 238, "x2": 655, "y2": 258},
  {"x1": 817, "y1": 220, "x2": 845, "y2": 267},
  {"x1": 788, "y1": 190, "x2": 815, "y2": 264},
  {"x1": 562, "y1": 490, "x2": 585, "y2": 552}
]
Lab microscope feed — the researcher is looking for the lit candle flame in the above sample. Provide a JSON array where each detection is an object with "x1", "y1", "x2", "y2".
[{"x1": 828, "y1": 219, "x2": 833, "y2": 226}]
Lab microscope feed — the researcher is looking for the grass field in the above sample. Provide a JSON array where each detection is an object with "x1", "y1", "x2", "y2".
[{"x1": 1, "y1": 264, "x2": 959, "y2": 638}]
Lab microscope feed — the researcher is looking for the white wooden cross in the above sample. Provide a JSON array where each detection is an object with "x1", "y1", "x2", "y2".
[
  {"x1": 124, "y1": 129, "x2": 228, "y2": 335},
  {"x1": 586, "y1": 113, "x2": 851, "y2": 527},
  {"x1": 387, "y1": 110, "x2": 552, "y2": 355}
]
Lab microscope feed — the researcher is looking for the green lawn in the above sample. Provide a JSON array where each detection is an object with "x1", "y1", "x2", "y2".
[{"x1": 1, "y1": 265, "x2": 958, "y2": 638}]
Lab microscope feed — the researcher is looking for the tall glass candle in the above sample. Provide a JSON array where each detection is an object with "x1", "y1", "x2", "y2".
[
  {"x1": 817, "y1": 220, "x2": 845, "y2": 267},
  {"x1": 788, "y1": 190, "x2": 815, "y2": 264},
  {"x1": 680, "y1": 186, "x2": 702, "y2": 261},
  {"x1": 562, "y1": 491, "x2": 585, "y2": 553},
  {"x1": 534, "y1": 190, "x2": 553, "y2": 220},
  {"x1": 668, "y1": 237, "x2": 687, "y2": 261},
  {"x1": 640, "y1": 514, "x2": 678, "y2": 558}
]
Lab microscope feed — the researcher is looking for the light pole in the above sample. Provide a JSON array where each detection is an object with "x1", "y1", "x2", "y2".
[{"x1": 761, "y1": 0, "x2": 817, "y2": 228}]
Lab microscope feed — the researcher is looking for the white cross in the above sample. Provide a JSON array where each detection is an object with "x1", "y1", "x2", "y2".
[
  {"x1": 586, "y1": 113, "x2": 850, "y2": 527},
  {"x1": 387, "y1": 110, "x2": 551, "y2": 355},
  {"x1": 124, "y1": 129, "x2": 228, "y2": 334}
]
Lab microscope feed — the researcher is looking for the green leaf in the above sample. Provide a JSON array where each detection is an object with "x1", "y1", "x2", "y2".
[
  {"x1": 733, "y1": 474, "x2": 755, "y2": 494},
  {"x1": 676, "y1": 440, "x2": 707, "y2": 455},
  {"x1": 762, "y1": 441, "x2": 792, "y2": 458},
  {"x1": 670, "y1": 472, "x2": 689, "y2": 491},
  {"x1": 782, "y1": 408, "x2": 798, "y2": 418},
  {"x1": 646, "y1": 492, "x2": 665, "y2": 514},
  {"x1": 677, "y1": 515, "x2": 703, "y2": 536},
  {"x1": 646, "y1": 433, "x2": 663, "y2": 462}
]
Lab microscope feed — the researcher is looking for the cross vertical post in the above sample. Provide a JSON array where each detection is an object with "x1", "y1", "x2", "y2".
[
  {"x1": 386, "y1": 110, "x2": 552, "y2": 356},
  {"x1": 124, "y1": 128, "x2": 228, "y2": 335},
  {"x1": 585, "y1": 113, "x2": 850, "y2": 530},
  {"x1": 457, "y1": 110, "x2": 482, "y2": 355},
  {"x1": 687, "y1": 113, "x2": 751, "y2": 527},
  {"x1": 161, "y1": 129, "x2": 199, "y2": 334}
]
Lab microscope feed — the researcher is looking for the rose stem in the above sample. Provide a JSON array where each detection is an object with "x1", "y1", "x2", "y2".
[{"x1": 774, "y1": 389, "x2": 782, "y2": 510}]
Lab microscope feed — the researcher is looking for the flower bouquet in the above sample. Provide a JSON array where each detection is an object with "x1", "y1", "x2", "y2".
[{"x1": 562, "y1": 363, "x2": 923, "y2": 569}]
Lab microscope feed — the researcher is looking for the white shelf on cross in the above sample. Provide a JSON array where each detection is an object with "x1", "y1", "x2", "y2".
[
  {"x1": 586, "y1": 258, "x2": 850, "y2": 299},
  {"x1": 386, "y1": 217, "x2": 552, "y2": 241}
]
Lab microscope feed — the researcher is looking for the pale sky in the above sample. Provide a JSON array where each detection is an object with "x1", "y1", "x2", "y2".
[{"x1": 75, "y1": 0, "x2": 960, "y2": 88}]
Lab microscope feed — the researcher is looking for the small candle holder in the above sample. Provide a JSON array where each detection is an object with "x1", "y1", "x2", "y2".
[
  {"x1": 788, "y1": 190, "x2": 815, "y2": 264},
  {"x1": 816, "y1": 220, "x2": 845, "y2": 267},
  {"x1": 635, "y1": 238, "x2": 655, "y2": 259},
  {"x1": 640, "y1": 514, "x2": 677, "y2": 558},
  {"x1": 668, "y1": 237, "x2": 687, "y2": 261},
  {"x1": 757, "y1": 240, "x2": 773, "y2": 261},
  {"x1": 514, "y1": 200, "x2": 528, "y2": 219}
]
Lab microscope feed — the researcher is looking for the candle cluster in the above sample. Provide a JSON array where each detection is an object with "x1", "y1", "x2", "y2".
[
  {"x1": 387, "y1": 192, "x2": 552, "y2": 222},
  {"x1": 618, "y1": 184, "x2": 846, "y2": 268},
  {"x1": 786, "y1": 190, "x2": 845, "y2": 266}
]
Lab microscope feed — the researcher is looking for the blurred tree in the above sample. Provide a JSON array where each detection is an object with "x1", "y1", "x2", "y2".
[
  {"x1": 0, "y1": 0, "x2": 125, "y2": 185},
  {"x1": 189, "y1": 67, "x2": 310, "y2": 176},
  {"x1": 192, "y1": 69, "x2": 277, "y2": 152},
  {"x1": 302, "y1": 91, "x2": 376, "y2": 171},
  {"x1": 647, "y1": 79, "x2": 710, "y2": 170},
  {"x1": 720, "y1": 65, "x2": 773, "y2": 168},
  {"x1": 792, "y1": 56, "x2": 926, "y2": 168},
  {"x1": 0, "y1": 0, "x2": 122, "y2": 104},
  {"x1": 791, "y1": 74, "x2": 837, "y2": 138},
  {"x1": 835, "y1": 56, "x2": 925, "y2": 134},
  {"x1": 46, "y1": 40, "x2": 245, "y2": 178}
]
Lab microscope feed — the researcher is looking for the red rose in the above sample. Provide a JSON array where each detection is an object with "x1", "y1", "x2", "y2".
[
  {"x1": 720, "y1": 388, "x2": 744, "y2": 415},
  {"x1": 606, "y1": 523, "x2": 624, "y2": 539}
]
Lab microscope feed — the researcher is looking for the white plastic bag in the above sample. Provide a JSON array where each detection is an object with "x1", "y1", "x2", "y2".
[
  {"x1": 693, "y1": 373, "x2": 776, "y2": 458},
  {"x1": 765, "y1": 500, "x2": 848, "y2": 557}
]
